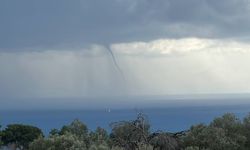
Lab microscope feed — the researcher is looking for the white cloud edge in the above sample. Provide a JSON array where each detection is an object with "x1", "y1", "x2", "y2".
[
  {"x1": 111, "y1": 37, "x2": 250, "y2": 56},
  {"x1": 1, "y1": 38, "x2": 250, "y2": 57}
]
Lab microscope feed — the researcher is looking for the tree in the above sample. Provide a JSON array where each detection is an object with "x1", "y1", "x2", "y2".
[
  {"x1": 183, "y1": 114, "x2": 247, "y2": 150},
  {"x1": 89, "y1": 127, "x2": 109, "y2": 147},
  {"x1": 0, "y1": 125, "x2": 3, "y2": 147},
  {"x1": 2, "y1": 124, "x2": 43, "y2": 150},
  {"x1": 59, "y1": 119, "x2": 88, "y2": 138},
  {"x1": 210, "y1": 113, "x2": 243, "y2": 136},
  {"x1": 182, "y1": 124, "x2": 208, "y2": 149},
  {"x1": 210, "y1": 113, "x2": 246, "y2": 149},
  {"x1": 29, "y1": 133, "x2": 86, "y2": 150},
  {"x1": 243, "y1": 113, "x2": 250, "y2": 148},
  {"x1": 49, "y1": 128, "x2": 60, "y2": 136},
  {"x1": 110, "y1": 113, "x2": 151, "y2": 150},
  {"x1": 49, "y1": 119, "x2": 90, "y2": 148},
  {"x1": 149, "y1": 132, "x2": 179, "y2": 150}
]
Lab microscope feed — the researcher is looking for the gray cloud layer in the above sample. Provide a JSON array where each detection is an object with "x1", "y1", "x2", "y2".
[
  {"x1": 2, "y1": 38, "x2": 250, "y2": 99},
  {"x1": 2, "y1": 0, "x2": 250, "y2": 105},
  {"x1": 1, "y1": 0, "x2": 250, "y2": 51}
]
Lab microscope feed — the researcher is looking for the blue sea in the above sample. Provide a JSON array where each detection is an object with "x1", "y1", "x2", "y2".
[{"x1": 1, "y1": 104, "x2": 250, "y2": 135}]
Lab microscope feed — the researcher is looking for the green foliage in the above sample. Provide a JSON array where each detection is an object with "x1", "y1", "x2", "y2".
[
  {"x1": 89, "y1": 127, "x2": 110, "y2": 149},
  {"x1": 29, "y1": 133, "x2": 86, "y2": 150},
  {"x1": 4, "y1": 112, "x2": 250, "y2": 150},
  {"x1": 1, "y1": 124, "x2": 43, "y2": 149},
  {"x1": 89, "y1": 127, "x2": 109, "y2": 144},
  {"x1": 182, "y1": 113, "x2": 247, "y2": 150},
  {"x1": 184, "y1": 146, "x2": 202, "y2": 150},
  {"x1": 53, "y1": 119, "x2": 91, "y2": 148},
  {"x1": 0, "y1": 125, "x2": 3, "y2": 146},
  {"x1": 137, "y1": 144, "x2": 153, "y2": 150},
  {"x1": 59, "y1": 119, "x2": 88, "y2": 138},
  {"x1": 49, "y1": 128, "x2": 60, "y2": 136},
  {"x1": 243, "y1": 113, "x2": 250, "y2": 148},
  {"x1": 210, "y1": 113, "x2": 246, "y2": 149},
  {"x1": 110, "y1": 113, "x2": 150, "y2": 150},
  {"x1": 111, "y1": 146, "x2": 125, "y2": 150},
  {"x1": 149, "y1": 133, "x2": 179, "y2": 150},
  {"x1": 89, "y1": 143, "x2": 110, "y2": 150}
]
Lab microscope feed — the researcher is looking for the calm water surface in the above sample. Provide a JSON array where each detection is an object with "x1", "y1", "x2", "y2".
[{"x1": 1, "y1": 105, "x2": 250, "y2": 135}]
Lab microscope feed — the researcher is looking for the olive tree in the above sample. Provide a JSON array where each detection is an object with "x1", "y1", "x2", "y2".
[
  {"x1": 29, "y1": 133, "x2": 86, "y2": 150},
  {"x1": 149, "y1": 132, "x2": 179, "y2": 150},
  {"x1": 110, "y1": 113, "x2": 151, "y2": 150},
  {"x1": 2, "y1": 124, "x2": 43, "y2": 150},
  {"x1": 53, "y1": 119, "x2": 90, "y2": 147},
  {"x1": 89, "y1": 127, "x2": 110, "y2": 148},
  {"x1": 183, "y1": 113, "x2": 247, "y2": 150}
]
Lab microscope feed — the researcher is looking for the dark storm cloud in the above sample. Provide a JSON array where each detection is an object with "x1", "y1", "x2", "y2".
[{"x1": 0, "y1": 0, "x2": 250, "y2": 51}]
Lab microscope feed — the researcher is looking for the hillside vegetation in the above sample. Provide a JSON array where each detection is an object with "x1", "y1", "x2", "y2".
[{"x1": 1, "y1": 112, "x2": 250, "y2": 150}]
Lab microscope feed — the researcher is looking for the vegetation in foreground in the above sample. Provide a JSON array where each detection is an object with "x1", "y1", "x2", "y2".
[{"x1": 1, "y1": 112, "x2": 250, "y2": 150}]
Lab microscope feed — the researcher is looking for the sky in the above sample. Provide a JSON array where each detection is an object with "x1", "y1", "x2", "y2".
[{"x1": 1, "y1": 0, "x2": 250, "y2": 108}]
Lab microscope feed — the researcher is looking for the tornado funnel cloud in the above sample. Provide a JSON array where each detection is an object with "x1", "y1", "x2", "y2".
[{"x1": 106, "y1": 46, "x2": 126, "y2": 81}]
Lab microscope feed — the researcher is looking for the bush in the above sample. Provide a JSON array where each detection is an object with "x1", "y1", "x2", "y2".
[{"x1": 29, "y1": 133, "x2": 86, "y2": 150}]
